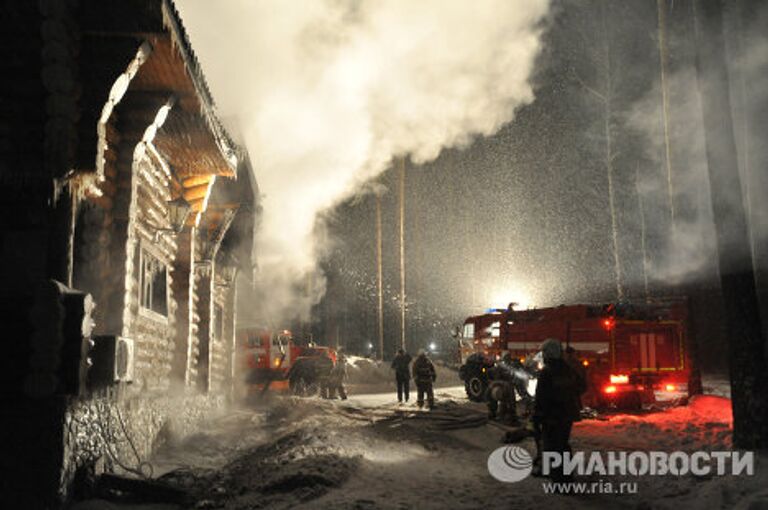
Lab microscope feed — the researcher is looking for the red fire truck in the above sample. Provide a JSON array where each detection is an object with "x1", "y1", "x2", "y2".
[
  {"x1": 457, "y1": 299, "x2": 700, "y2": 409},
  {"x1": 236, "y1": 327, "x2": 337, "y2": 395}
]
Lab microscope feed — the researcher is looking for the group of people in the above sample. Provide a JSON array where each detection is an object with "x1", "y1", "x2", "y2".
[
  {"x1": 314, "y1": 339, "x2": 583, "y2": 481},
  {"x1": 321, "y1": 353, "x2": 348, "y2": 400},
  {"x1": 390, "y1": 348, "x2": 438, "y2": 409},
  {"x1": 310, "y1": 347, "x2": 439, "y2": 408},
  {"x1": 446, "y1": 337, "x2": 585, "y2": 481}
]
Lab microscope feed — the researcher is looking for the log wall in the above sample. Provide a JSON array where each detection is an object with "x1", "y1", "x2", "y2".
[{"x1": 121, "y1": 153, "x2": 178, "y2": 392}]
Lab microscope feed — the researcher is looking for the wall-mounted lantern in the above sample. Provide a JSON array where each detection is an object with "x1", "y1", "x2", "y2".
[
  {"x1": 166, "y1": 196, "x2": 191, "y2": 233},
  {"x1": 151, "y1": 196, "x2": 191, "y2": 240}
]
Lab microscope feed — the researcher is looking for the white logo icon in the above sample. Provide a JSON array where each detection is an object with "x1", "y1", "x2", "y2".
[{"x1": 487, "y1": 445, "x2": 533, "y2": 483}]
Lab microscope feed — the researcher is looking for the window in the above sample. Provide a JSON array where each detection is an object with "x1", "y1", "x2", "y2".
[
  {"x1": 214, "y1": 305, "x2": 224, "y2": 342},
  {"x1": 277, "y1": 334, "x2": 290, "y2": 348},
  {"x1": 463, "y1": 323, "x2": 475, "y2": 339},
  {"x1": 139, "y1": 248, "x2": 168, "y2": 317}
]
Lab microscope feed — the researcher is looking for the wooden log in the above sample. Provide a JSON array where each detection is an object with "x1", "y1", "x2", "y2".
[
  {"x1": 97, "y1": 178, "x2": 117, "y2": 197},
  {"x1": 88, "y1": 194, "x2": 113, "y2": 211},
  {"x1": 182, "y1": 183, "x2": 209, "y2": 202},
  {"x1": 104, "y1": 162, "x2": 118, "y2": 179},
  {"x1": 106, "y1": 122, "x2": 122, "y2": 145},
  {"x1": 182, "y1": 175, "x2": 211, "y2": 188}
]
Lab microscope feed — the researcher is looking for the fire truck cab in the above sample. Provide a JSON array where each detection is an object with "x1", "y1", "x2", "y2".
[
  {"x1": 236, "y1": 327, "x2": 339, "y2": 396},
  {"x1": 458, "y1": 299, "x2": 699, "y2": 409},
  {"x1": 236, "y1": 328, "x2": 295, "y2": 387}
]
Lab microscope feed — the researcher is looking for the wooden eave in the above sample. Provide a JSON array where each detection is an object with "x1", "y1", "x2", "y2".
[{"x1": 77, "y1": 0, "x2": 237, "y2": 182}]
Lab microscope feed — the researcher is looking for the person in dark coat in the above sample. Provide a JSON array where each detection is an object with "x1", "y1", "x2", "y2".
[
  {"x1": 391, "y1": 348, "x2": 412, "y2": 403},
  {"x1": 412, "y1": 350, "x2": 437, "y2": 410},
  {"x1": 326, "y1": 354, "x2": 348, "y2": 400},
  {"x1": 533, "y1": 338, "x2": 583, "y2": 482}
]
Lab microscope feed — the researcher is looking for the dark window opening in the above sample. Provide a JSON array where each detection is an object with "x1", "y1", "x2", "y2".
[{"x1": 140, "y1": 249, "x2": 168, "y2": 317}]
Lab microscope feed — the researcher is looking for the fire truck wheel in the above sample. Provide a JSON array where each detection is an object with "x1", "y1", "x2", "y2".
[{"x1": 465, "y1": 375, "x2": 487, "y2": 402}]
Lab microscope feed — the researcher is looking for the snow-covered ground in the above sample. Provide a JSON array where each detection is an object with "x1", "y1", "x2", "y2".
[{"x1": 72, "y1": 374, "x2": 767, "y2": 510}]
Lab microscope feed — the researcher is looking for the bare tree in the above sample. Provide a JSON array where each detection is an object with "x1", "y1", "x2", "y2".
[
  {"x1": 571, "y1": 0, "x2": 624, "y2": 300},
  {"x1": 693, "y1": 0, "x2": 768, "y2": 448}
]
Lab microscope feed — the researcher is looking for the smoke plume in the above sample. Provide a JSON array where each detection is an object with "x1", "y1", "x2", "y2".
[
  {"x1": 177, "y1": 0, "x2": 550, "y2": 323},
  {"x1": 627, "y1": 2, "x2": 768, "y2": 289}
]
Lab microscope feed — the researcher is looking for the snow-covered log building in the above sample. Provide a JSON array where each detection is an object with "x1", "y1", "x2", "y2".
[{"x1": 0, "y1": 1, "x2": 258, "y2": 507}]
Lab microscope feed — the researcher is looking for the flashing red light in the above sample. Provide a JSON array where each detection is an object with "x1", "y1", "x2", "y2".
[
  {"x1": 602, "y1": 318, "x2": 615, "y2": 331},
  {"x1": 665, "y1": 383, "x2": 676, "y2": 392},
  {"x1": 610, "y1": 374, "x2": 629, "y2": 384},
  {"x1": 603, "y1": 385, "x2": 617, "y2": 394}
]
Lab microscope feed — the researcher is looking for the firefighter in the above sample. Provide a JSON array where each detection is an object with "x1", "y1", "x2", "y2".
[
  {"x1": 391, "y1": 348, "x2": 412, "y2": 403},
  {"x1": 412, "y1": 349, "x2": 437, "y2": 410},
  {"x1": 533, "y1": 338, "x2": 583, "y2": 482},
  {"x1": 326, "y1": 354, "x2": 348, "y2": 400},
  {"x1": 486, "y1": 353, "x2": 520, "y2": 426},
  {"x1": 316, "y1": 353, "x2": 334, "y2": 399}
]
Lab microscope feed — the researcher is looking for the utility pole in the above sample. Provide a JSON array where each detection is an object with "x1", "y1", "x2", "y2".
[
  {"x1": 657, "y1": 0, "x2": 676, "y2": 222},
  {"x1": 635, "y1": 163, "x2": 650, "y2": 300},
  {"x1": 375, "y1": 191, "x2": 384, "y2": 360},
  {"x1": 575, "y1": 0, "x2": 624, "y2": 301},
  {"x1": 600, "y1": 0, "x2": 623, "y2": 300},
  {"x1": 398, "y1": 157, "x2": 406, "y2": 351},
  {"x1": 693, "y1": 0, "x2": 767, "y2": 449}
]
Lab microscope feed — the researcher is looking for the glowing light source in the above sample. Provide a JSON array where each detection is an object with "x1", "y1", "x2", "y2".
[
  {"x1": 488, "y1": 289, "x2": 532, "y2": 311},
  {"x1": 603, "y1": 385, "x2": 617, "y2": 394},
  {"x1": 602, "y1": 318, "x2": 615, "y2": 331},
  {"x1": 609, "y1": 374, "x2": 629, "y2": 384},
  {"x1": 582, "y1": 360, "x2": 589, "y2": 367},
  {"x1": 665, "y1": 383, "x2": 676, "y2": 392}
]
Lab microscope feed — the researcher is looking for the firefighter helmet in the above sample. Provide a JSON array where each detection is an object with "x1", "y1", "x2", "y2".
[{"x1": 541, "y1": 338, "x2": 562, "y2": 360}]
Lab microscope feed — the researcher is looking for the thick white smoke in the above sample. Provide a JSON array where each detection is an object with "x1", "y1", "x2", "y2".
[{"x1": 177, "y1": 0, "x2": 550, "y2": 323}]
